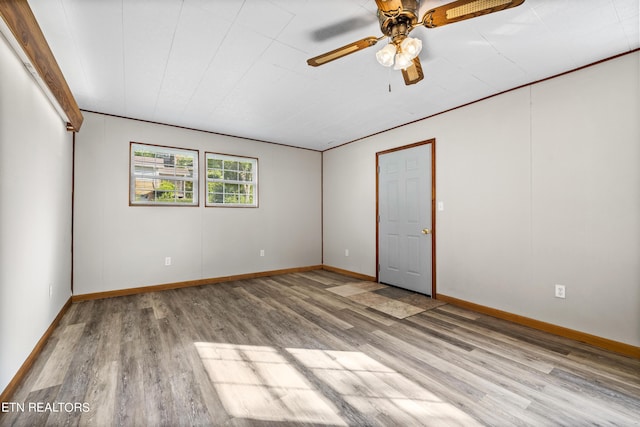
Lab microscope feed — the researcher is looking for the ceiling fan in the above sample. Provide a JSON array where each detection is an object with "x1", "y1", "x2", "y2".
[{"x1": 307, "y1": 0, "x2": 525, "y2": 85}]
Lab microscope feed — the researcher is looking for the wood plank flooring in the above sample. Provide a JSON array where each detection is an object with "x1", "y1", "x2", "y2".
[{"x1": 1, "y1": 270, "x2": 638, "y2": 426}]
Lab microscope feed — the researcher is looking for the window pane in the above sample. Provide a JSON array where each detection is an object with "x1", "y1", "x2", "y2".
[
  {"x1": 130, "y1": 143, "x2": 198, "y2": 206},
  {"x1": 225, "y1": 183, "x2": 239, "y2": 193},
  {"x1": 224, "y1": 170, "x2": 238, "y2": 181},
  {"x1": 134, "y1": 165, "x2": 156, "y2": 175},
  {"x1": 176, "y1": 155, "x2": 193, "y2": 167},
  {"x1": 155, "y1": 190, "x2": 173, "y2": 201},
  {"x1": 208, "y1": 158, "x2": 222, "y2": 169},
  {"x1": 238, "y1": 172, "x2": 252, "y2": 182},
  {"x1": 205, "y1": 153, "x2": 257, "y2": 207},
  {"x1": 133, "y1": 149, "x2": 155, "y2": 158},
  {"x1": 224, "y1": 160, "x2": 239, "y2": 171},
  {"x1": 134, "y1": 178, "x2": 156, "y2": 200},
  {"x1": 208, "y1": 169, "x2": 223, "y2": 179}
]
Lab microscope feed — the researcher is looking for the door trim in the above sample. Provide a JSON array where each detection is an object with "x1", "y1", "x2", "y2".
[{"x1": 376, "y1": 139, "x2": 436, "y2": 298}]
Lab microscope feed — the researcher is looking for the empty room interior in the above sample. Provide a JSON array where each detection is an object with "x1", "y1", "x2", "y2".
[{"x1": 1, "y1": 0, "x2": 639, "y2": 425}]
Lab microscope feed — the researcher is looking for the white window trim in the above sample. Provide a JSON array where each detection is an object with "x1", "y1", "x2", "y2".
[
  {"x1": 206, "y1": 152, "x2": 258, "y2": 208},
  {"x1": 130, "y1": 142, "x2": 199, "y2": 206}
]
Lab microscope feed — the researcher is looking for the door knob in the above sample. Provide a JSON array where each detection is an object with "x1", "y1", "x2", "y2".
[{"x1": 422, "y1": 228, "x2": 431, "y2": 235}]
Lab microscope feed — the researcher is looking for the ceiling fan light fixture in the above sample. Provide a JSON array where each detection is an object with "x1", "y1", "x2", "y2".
[
  {"x1": 393, "y1": 51, "x2": 413, "y2": 70},
  {"x1": 400, "y1": 36, "x2": 422, "y2": 58},
  {"x1": 376, "y1": 43, "x2": 397, "y2": 67}
]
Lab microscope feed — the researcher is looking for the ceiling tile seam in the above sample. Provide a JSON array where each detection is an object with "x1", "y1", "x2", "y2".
[
  {"x1": 178, "y1": 0, "x2": 247, "y2": 116},
  {"x1": 121, "y1": 0, "x2": 126, "y2": 113},
  {"x1": 209, "y1": 11, "x2": 298, "y2": 119},
  {"x1": 274, "y1": 37, "x2": 313, "y2": 56},
  {"x1": 528, "y1": 6, "x2": 578, "y2": 71},
  {"x1": 152, "y1": 0, "x2": 185, "y2": 118},
  {"x1": 270, "y1": 31, "x2": 325, "y2": 80},
  {"x1": 253, "y1": 11, "x2": 305, "y2": 78},
  {"x1": 60, "y1": 0, "x2": 90, "y2": 97},
  {"x1": 609, "y1": 0, "x2": 624, "y2": 23},
  {"x1": 269, "y1": 42, "x2": 316, "y2": 80},
  {"x1": 478, "y1": 33, "x2": 528, "y2": 78},
  {"x1": 264, "y1": 0, "x2": 297, "y2": 30},
  {"x1": 620, "y1": 14, "x2": 640, "y2": 50},
  {"x1": 268, "y1": 5, "x2": 345, "y2": 79}
]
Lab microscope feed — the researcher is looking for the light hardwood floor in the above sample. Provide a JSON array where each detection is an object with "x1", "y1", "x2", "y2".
[{"x1": 2, "y1": 270, "x2": 639, "y2": 426}]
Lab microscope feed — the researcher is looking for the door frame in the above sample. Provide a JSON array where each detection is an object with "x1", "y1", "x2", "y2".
[{"x1": 376, "y1": 139, "x2": 436, "y2": 298}]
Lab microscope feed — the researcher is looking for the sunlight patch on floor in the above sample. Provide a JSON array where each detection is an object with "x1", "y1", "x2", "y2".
[
  {"x1": 287, "y1": 348, "x2": 481, "y2": 426},
  {"x1": 196, "y1": 342, "x2": 480, "y2": 426},
  {"x1": 195, "y1": 342, "x2": 347, "y2": 425}
]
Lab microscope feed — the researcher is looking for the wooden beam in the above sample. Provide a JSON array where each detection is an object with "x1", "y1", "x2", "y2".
[{"x1": 0, "y1": 0, "x2": 83, "y2": 131}]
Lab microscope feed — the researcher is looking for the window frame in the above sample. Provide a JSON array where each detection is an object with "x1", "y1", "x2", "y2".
[
  {"x1": 205, "y1": 152, "x2": 259, "y2": 208},
  {"x1": 129, "y1": 142, "x2": 199, "y2": 207}
]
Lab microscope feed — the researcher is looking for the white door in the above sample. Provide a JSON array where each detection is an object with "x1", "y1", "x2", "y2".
[{"x1": 378, "y1": 144, "x2": 433, "y2": 295}]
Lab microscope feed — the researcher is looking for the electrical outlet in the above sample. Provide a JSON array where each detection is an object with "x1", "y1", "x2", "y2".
[
  {"x1": 555, "y1": 284, "x2": 565, "y2": 299},
  {"x1": 165, "y1": 256, "x2": 172, "y2": 266},
  {"x1": 260, "y1": 249, "x2": 265, "y2": 257},
  {"x1": 49, "y1": 285, "x2": 53, "y2": 298},
  {"x1": 345, "y1": 249, "x2": 349, "y2": 257}
]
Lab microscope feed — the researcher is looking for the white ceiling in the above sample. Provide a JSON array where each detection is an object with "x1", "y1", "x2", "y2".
[{"x1": 29, "y1": 0, "x2": 639, "y2": 151}]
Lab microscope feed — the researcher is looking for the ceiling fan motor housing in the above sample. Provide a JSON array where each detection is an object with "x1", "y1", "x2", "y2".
[{"x1": 378, "y1": 0, "x2": 419, "y2": 43}]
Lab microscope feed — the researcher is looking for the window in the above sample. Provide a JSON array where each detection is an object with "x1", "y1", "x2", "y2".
[
  {"x1": 206, "y1": 153, "x2": 258, "y2": 207},
  {"x1": 130, "y1": 142, "x2": 199, "y2": 206}
]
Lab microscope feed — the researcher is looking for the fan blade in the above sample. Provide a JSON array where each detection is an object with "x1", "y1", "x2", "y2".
[
  {"x1": 401, "y1": 57, "x2": 424, "y2": 85},
  {"x1": 307, "y1": 36, "x2": 380, "y2": 67},
  {"x1": 375, "y1": 0, "x2": 404, "y2": 14},
  {"x1": 422, "y1": 0, "x2": 525, "y2": 28}
]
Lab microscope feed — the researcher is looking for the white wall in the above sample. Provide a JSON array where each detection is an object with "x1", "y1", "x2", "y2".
[
  {"x1": 73, "y1": 112, "x2": 322, "y2": 295},
  {"x1": 0, "y1": 34, "x2": 73, "y2": 393},
  {"x1": 323, "y1": 52, "x2": 640, "y2": 346}
]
